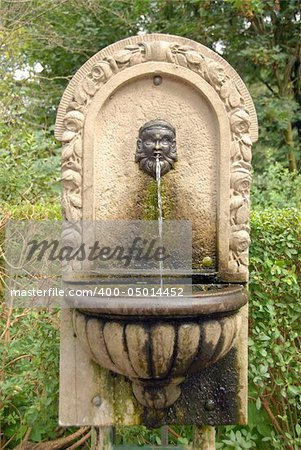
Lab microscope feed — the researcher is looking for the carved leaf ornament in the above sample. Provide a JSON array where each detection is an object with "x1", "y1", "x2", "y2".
[{"x1": 60, "y1": 41, "x2": 252, "y2": 275}]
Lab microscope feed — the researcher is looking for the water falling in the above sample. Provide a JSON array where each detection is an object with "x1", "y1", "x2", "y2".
[{"x1": 156, "y1": 155, "x2": 164, "y2": 289}]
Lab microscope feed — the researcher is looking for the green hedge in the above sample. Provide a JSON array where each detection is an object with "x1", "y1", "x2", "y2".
[
  {"x1": 0, "y1": 205, "x2": 300, "y2": 449},
  {"x1": 217, "y1": 208, "x2": 301, "y2": 449},
  {"x1": 247, "y1": 208, "x2": 301, "y2": 449}
]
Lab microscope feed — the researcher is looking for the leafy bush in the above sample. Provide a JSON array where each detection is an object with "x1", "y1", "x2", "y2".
[
  {"x1": 0, "y1": 127, "x2": 61, "y2": 204},
  {"x1": 0, "y1": 202, "x2": 61, "y2": 221},
  {"x1": 216, "y1": 427, "x2": 258, "y2": 449},
  {"x1": 0, "y1": 309, "x2": 60, "y2": 445},
  {"x1": 0, "y1": 204, "x2": 62, "y2": 448},
  {"x1": 217, "y1": 208, "x2": 301, "y2": 450},
  {"x1": 247, "y1": 208, "x2": 301, "y2": 449},
  {"x1": 252, "y1": 158, "x2": 301, "y2": 209}
]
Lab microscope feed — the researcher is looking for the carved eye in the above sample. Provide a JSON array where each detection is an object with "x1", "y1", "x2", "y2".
[
  {"x1": 161, "y1": 137, "x2": 170, "y2": 145},
  {"x1": 144, "y1": 140, "x2": 154, "y2": 146}
]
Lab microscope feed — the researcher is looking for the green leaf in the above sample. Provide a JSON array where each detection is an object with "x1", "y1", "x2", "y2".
[{"x1": 256, "y1": 397, "x2": 261, "y2": 410}]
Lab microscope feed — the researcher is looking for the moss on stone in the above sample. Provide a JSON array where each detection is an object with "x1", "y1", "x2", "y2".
[
  {"x1": 92, "y1": 362, "x2": 142, "y2": 424},
  {"x1": 143, "y1": 179, "x2": 158, "y2": 220},
  {"x1": 143, "y1": 178, "x2": 174, "y2": 220}
]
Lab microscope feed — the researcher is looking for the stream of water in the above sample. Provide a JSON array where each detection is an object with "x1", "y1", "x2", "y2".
[{"x1": 156, "y1": 156, "x2": 164, "y2": 289}]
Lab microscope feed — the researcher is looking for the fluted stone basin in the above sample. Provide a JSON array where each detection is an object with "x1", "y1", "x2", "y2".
[{"x1": 72, "y1": 285, "x2": 247, "y2": 409}]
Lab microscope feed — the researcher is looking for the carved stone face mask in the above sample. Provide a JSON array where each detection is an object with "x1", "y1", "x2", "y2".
[{"x1": 135, "y1": 119, "x2": 177, "y2": 178}]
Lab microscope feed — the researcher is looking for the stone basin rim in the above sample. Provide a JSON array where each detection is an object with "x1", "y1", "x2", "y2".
[{"x1": 71, "y1": 285, "x2": 247, "y2": 318}]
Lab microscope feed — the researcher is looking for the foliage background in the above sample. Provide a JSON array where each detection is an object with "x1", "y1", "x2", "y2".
[{"x1": 0, "y1": 0, "x2": 300, "y2": 449}]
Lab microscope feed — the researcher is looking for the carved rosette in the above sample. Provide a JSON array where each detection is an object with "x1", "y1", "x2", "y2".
[
  {"x1": 73, "y1": 310, "x2": 241, "y2": 409},
  {"x1": 60, "y1": 40, "x2": 253, "y2": 277}
]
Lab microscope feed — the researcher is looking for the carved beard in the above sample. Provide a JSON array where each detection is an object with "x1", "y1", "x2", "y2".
[{"x1": 137, "y1": 153, "x2": 177, "y2": 178}]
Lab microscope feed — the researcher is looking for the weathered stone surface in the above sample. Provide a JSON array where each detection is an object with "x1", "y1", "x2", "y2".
[
  {"x1": 55, "y1": 33, "x2": 258, "y2": 280},
  {"x1": 91, "y1": 74, "x2": 218, "y2": 264},
  {"x1": 60, "y1": 309, "x2": 142, "y2": 426},
  {"x1": 171, "y1": 324, "x2": 201, "y2": 376},
  {"x1": 73, "y1": 303, "x2": 243, "y2": 411},
  {"x1": 151, "y1": 323, "x2": 175, "y2": 377},
  {"x1": 103, "y1": 322, "x2": 137, "y2": 378}
]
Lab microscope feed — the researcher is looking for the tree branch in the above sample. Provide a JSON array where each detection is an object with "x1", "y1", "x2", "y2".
[
  {"x1": 66, "y1": 430, "x2": 91, "y2": 449},
  {"x1": 259, "y1": 77, "x2": 278, "y2": 96},
  {"x1": 12, "y1": 427, "x2": 89, "y2": 450}
]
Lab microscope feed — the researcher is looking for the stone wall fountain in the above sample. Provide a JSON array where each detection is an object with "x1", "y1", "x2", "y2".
[{"x1": 56, "y1": 34, "x2": 257, "y2": 428}]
